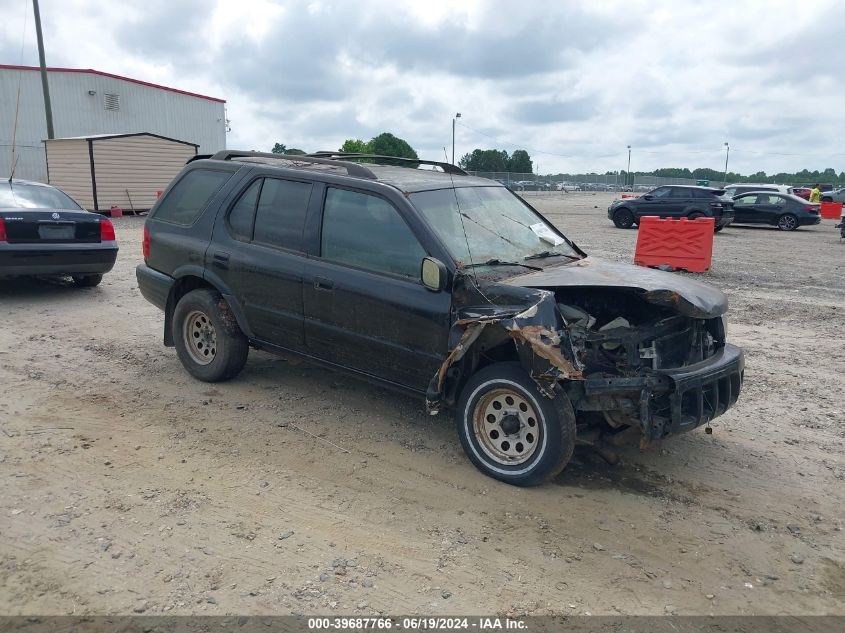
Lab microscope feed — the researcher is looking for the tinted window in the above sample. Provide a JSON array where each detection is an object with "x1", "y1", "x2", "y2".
[
  {"x1": 154, "y1": 169, "x2": 232, "y2": 225},
  {"x1": 760, "y1": 194, "x2": 786, "y2": 205},
  {"x1": 733, "y1": 195, "x2": 755, "y2": 205},
  {"x1": 0, "y1": 182, "x2": 82, "y2": 210},
  {"x1": 649, "y1": 187, "x2": 672, "y2": 199},
  {"x1": 321, "y1": 188, "x2": 426, "y2": 279},
  {"x1": 668, "y1": 188, "x2": 692, "y2": 198},
  {"x1": 227, "y1": 180, "x2": 261, "y2": 240},
  {"x1": 252, "y1": 178, "x2": 312, "y2": 251}
]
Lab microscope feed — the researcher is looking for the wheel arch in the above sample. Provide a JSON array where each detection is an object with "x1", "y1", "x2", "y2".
[{"x1": 164, "y1": 269, "x2": 253, "y2": 346}]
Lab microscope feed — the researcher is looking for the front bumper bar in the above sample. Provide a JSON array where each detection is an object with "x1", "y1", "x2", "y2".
[{"x1": 583, "y1": 343, "x2": 745, "y2": 440}]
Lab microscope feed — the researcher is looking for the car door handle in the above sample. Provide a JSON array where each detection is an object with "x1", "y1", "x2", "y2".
[
  {"x1": 212, "y1": 251, "x2": 230, "y2": 269},
  {"x1": 314, "y1": 276, "x2": 334, "y2": 291}
]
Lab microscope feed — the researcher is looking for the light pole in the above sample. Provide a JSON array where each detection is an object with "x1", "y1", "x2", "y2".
[
  {"x1": 32, "y1": 0, "x2": 54, "y2": 140},
  {"x1": 626, "y1": 145, "x2": 631, "y2": 188},
  {"x1": 451, "y1": 112, "x2": 461, "y2": 165},
  {"x1": 723, "y1": 142, "x2": 730, "y2": 184}
]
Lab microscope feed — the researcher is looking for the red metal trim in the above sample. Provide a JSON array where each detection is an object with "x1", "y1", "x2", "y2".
[{"x1": 0, "y1": 64, "x2": 226, "y2": 103}]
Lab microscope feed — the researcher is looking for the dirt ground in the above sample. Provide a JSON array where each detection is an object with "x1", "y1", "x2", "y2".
[{"x1": 1, "y1": 192, "x2": 843, "y2": 617}]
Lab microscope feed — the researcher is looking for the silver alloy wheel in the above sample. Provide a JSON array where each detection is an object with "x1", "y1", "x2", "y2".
[
  {"x1": 778, "y1": 214, "x2": 797, "y2": 230},
  {"x1": 183, "y1": 309, "x2": 217, "y2": 365},
  {"x1": 472, "y1": 387, "x2": 541, "y2": 465}
]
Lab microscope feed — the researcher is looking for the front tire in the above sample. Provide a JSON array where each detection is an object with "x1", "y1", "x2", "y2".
[
  {"x1": 777, "y1": 214, "x2": 798, "y2": 231},
  {"x1": 612, "y1": 208, "x2": 635, "y2": 228},
  {"x1": 456, "y1": 363, "x2": 576, "y2": 486},
  {"x1": 172, "y1": 289, "x2": 248, "y2": 382}
]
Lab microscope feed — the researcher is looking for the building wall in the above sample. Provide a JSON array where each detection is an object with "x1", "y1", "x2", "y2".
[
  {"x1": 43, "y1": 138, "x2": 94, "y2": 208},
  {"x1": 0, "y1": 68, "x2": 226, "y2": 182},
  {"x1": 90, "y1": 135, "x2": 196, "y2": 211}
]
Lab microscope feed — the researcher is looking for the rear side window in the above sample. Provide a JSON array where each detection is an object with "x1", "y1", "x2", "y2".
[
  {"x1": 668, "y1": 188, "x2": 692, "y2": 198},
  {"x1": 321, "y1": 188, "x2": 426, "y2": 279},
  {"x1": 154, "y1": 169, "x2": 232, "y2": 225},
  {"x1": 227, "y1": 180, "x2": 262, "y2": 240},
  {"x1": 252, "y1": 178, "x2": 312, "y2": 251}
]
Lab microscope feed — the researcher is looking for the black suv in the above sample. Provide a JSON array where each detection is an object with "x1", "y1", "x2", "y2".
[
  {"x1": 137, "y1": 152, "x2": 744, "y2": 486},
  {"x1": 608, "y1": 185, "x2": 735, "y2": 230}
]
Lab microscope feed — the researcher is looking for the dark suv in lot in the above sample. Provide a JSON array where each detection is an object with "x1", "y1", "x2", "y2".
[
  {"x1": 138, "y1": 152, "x2": 744, "y2": 486},
  {"x1": 608, "y1": 185, "x2": 734, "y2": 230}
]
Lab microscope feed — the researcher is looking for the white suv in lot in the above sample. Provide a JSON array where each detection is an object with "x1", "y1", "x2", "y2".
[{"x1": 723, "y1": 183, "x2": 793, "y2": 198}]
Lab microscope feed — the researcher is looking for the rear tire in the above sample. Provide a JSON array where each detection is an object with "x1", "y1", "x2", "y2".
[
  {"x1": 777, "y1": 214, "x2": 798, "y2": 231},
  {"x1": 714, "y1": 225, "x2": 724, "y2": 233},
  {"x1": 456, "y1": 363, "x2": 576, "y2": 486},
  {"x1": 612, "y1": 208, "x2": 634, "y2": 229},
  {"x1": 72, "y1": 274, "x2": 103, "y2": 287},
  {"x1": 172, "y1": 288, "x2": 248, "y2": 382}
]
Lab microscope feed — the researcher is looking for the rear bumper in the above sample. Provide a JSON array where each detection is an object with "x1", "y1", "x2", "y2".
[
  {"x1": 583, "y1": 343, "x2": 745, "y2": 440},
  {"x1": 136, "y1": 263, "x2": 173, "y2": 311},
  {"x1": 0, "y1": 242, "x2": 118, "y2": 277},
  {"x1": 800, "y1": 215, "x2": 821, "y2": 226}
]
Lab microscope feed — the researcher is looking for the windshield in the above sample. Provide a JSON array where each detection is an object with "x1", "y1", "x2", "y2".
[
  {"x1": 0, "y1": 183, "x2": 83, "y2": 210},
  {"x1": 410, "y1": 186, "x2": 577, "y2": 264}
]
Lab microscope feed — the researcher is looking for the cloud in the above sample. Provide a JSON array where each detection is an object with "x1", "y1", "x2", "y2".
[{"x1": 2, "y1": 0, "x2": 844, "y2": 175}]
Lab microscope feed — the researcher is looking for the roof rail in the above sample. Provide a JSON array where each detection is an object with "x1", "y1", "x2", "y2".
[
  {"x1": 208, "y1": 150, "x2": 377, "y2": 179},
  {"x1": 308, "y1": 152, "x2": 468, "y2": 176}
]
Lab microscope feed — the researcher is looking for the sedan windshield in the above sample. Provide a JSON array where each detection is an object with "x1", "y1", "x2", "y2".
[
  {"x1": 0, "y1": 182, "x2": 82, "y2": 210},
  {"x1": 410, "y1": 186, "x2": 577, "y2": 265}
]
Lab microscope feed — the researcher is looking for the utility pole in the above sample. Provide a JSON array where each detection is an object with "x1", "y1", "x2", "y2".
[
  {"x1": 451, "y1": 113, "x2": 461, "y2": 165},
  {"x1": 626, "y1": 145, "x2": 631, "y2": 187},
  {"x1": 32, "y1": 0, "x2": 54, "y2": 140},
  {"x1": 723, "y1": 142, "x2": 730, "y2": 184}
]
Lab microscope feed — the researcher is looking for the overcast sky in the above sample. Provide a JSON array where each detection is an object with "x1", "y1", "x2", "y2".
[{"x1": 2, "y1": 0, "x2": 843, "y2": 175}]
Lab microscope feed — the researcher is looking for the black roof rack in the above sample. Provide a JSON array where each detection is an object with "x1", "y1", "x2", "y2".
[
  {"x1": 307, "y1": 152, "x2": 468, "y2": 176},
  {"x1": 208, "y1": 150, "x2": 377, "y2": 179}
]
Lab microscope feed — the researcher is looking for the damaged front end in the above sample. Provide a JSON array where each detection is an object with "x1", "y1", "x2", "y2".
[{"x1": 427, "y1": 257, "x2": 745, "y2": 444}]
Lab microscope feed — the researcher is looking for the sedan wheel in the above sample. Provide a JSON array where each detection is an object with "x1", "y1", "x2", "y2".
[{"x1": 777, "y1": 214, "x2": 798, "y2": 231}]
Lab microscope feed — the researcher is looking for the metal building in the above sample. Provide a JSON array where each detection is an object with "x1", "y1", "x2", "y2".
[
  {"x1": 45, "y1": 133, "x2": 198, "y2": 212},
  {"x1": 0, "y1": 64, "x2": 226, "y2": 183}
]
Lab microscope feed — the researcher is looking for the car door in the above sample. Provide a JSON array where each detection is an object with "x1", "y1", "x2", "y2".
[
  {"x1": 302, "y1": 186, "x2": 452, "y2": 391},
  {"x1": 636, "y1": 186, "x2": 674, "y2": 216},
  {"x1": 664, "y1": 187, "x2": 693, "y2": 217},
  {"x1": 208, "y1": 175, "x2": 312, "y2": 351},
  {"x1": 731, "y1": 193, "x2": 759, "y2": 223},
  {"x1": 757, "y1": 194, "x2": 788, "y2": 224}
]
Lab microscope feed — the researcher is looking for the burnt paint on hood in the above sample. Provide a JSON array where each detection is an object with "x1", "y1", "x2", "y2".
[{"x1": 502, "y1": 257, "x2": 728, "y2": 318}]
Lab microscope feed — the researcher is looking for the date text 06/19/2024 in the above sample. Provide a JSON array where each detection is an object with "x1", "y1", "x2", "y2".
[{"x1": 307, "y1": 617, "x2": 527, "y2": 630}]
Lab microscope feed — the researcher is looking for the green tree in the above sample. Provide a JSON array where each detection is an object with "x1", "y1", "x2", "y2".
[
  {"x1": 339, "y1": 139, "x2": 370, "y2": 154},
  {"x1": 367, "y1": 132, "x2": 418, "y2": 160},
  {"x1": 459, "y1": 149, "x2": 509, "y2": 172},
  {"x1": 271, "y1": 143, "x2": 306, "y2": 155},
  {"x1": 507, "y1": 149, "x2": 533, "y2": 174}
]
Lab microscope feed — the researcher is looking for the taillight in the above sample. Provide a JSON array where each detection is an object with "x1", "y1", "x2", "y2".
[
  {"x1": 142, "y1": 225, "x2": 150, "y2": 261},
  {"x1": 100, "y1": 218, "x2": 116, "y2": 241},
  {"x1": 0, "y1": 218, "x2": 6, "y2": 242}
]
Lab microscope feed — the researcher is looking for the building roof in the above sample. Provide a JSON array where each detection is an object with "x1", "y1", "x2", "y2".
[
  {"x1": 46, "y1": 132, "x2": 199, "y2": 147},
  {"x1": 0, "y1": 64, "x2": 225, "y2": 103}
]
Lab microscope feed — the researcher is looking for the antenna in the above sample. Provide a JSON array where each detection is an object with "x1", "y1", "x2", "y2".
[{"x1": 9, "y1": 0, "x2": 28, "y2": 180}]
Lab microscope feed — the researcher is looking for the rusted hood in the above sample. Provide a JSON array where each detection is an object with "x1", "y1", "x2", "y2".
[{"x1": 503, "y1": 257, "x2": 728, "y2": 318}]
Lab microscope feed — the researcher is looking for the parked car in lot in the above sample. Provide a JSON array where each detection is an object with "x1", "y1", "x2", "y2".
[
  {"x1": 138, "y1": 151, "x2": 744, "y2": 486},
  {"x1": 0, "y1": 179, "x2": 117, "y2": 286},
  {"x1": 791, "y1": 187, "x2": 811, "y2": 200},
  {"x1": 821, "y1": 187, "x2": 845, "y2": 203},
  {"x1": 730, "y1": 192, "x2": 820, "y2": 231},
  {"x1": 607, "y1": 185, "x2": 734, "y2": 231}
]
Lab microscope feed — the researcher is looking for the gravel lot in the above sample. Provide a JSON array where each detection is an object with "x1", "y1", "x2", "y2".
[{"x1": 1, "y1": 192, "x2": 843, "y2": 616}]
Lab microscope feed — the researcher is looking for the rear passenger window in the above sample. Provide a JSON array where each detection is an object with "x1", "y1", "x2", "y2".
[
  {"x1": 228, "y1": 180, "x2": 261, "y2": 240},
  {"x1": 321, "y1": 188, "x2": 426, "y2": 280},
  {"x1": 154, "y1": 169, "x2": 232, "y2": 225},
  {"x1": 252, "y1": 178, "x2": 311, "y2": 251}
]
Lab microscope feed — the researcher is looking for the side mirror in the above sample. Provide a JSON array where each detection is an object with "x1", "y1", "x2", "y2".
[
  {"x1": 643, "y1": 194, "x2": 653, "y2": 200},
  {"x1": 421, "y1": 257, "x2": 447, "y2": 292}
]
